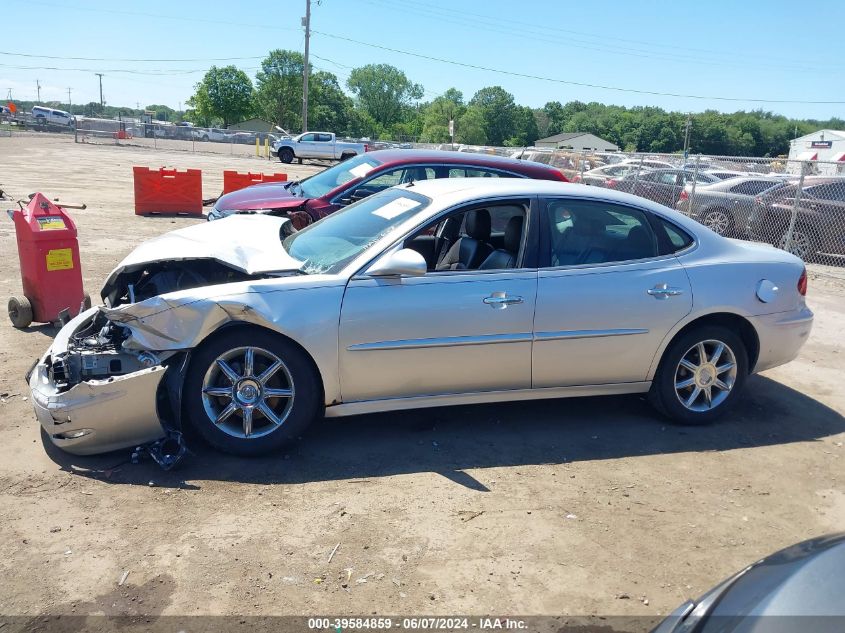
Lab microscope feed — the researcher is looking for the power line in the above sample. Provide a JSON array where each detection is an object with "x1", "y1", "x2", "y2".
[
  {"x1": 311, "y1": 30, "x2": 845, "y2": 105},
  {"x1": 389, "y1": 0, "x2": 845, "y2": 71},
  {"x1": 0, "y1": 50, "x2": 266, "y2": 63}
]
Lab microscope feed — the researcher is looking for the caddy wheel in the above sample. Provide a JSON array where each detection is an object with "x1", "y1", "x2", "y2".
[
  {"x1": 184, "y1": 329, "x2": 321, "y2": 455},
  {"x1": 8, "y1": 295, "x2": 33, "y2": 328},
  {"x1": 649, "y1": 325, "x2": 748, "y2": 424}
]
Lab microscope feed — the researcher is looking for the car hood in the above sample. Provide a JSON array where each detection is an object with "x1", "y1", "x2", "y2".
[
  {"x1": 101, "y1": 215, "x2": 303, "y2": 302},
  {"x1": 215, "y1": 182, "x2": 309, "y2": 211}
]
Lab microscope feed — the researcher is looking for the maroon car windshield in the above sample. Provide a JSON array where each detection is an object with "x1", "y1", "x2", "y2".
[{"x1": 298, "y1": 154, "x2": 384, "y2": 199}]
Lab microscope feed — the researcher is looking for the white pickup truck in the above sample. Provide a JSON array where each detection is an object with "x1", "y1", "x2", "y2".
[{"x1": 272, "y1": 132, "x2": 368, "y2": 164}]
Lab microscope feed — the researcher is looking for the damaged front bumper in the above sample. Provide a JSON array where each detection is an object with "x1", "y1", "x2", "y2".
[{"x1": 28, "y1": 307, "x2": 169, "y2": 455}]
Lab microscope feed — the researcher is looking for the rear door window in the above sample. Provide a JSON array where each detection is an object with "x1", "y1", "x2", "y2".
[
  {"x1": 729, "y1": 180, "x2": 777, "y2": 196},
  {"x1": 448, "y1": 167, "x2": 505, "y2": 178}
]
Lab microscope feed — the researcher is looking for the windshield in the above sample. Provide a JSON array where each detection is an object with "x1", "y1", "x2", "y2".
[
  {"x1": 298, "y1": 154, "x2": 382, "y2": 198},
  {"x1": 282, "y1": 188, "x2": 431, "y2": 275}
]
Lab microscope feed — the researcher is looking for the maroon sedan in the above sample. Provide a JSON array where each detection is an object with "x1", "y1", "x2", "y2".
[{"x1": 207, "y1": 149, "x2": 568, "y2": 226}]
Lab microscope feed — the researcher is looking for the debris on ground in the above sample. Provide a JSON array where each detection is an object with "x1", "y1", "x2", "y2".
[
  {"x1": 118, "y1": 571, "x2": 130, "y2": 586},
  {"x1": 457, "y1": 510, "x2": 484, "y2": 522},
  {"x1": 327, "y1": 542, "x2": 340, "y2": 563}
]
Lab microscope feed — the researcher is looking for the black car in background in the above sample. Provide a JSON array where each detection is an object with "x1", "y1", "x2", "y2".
[
  {"x1": 675, "y1": 176, "x2": 792, "y2": 236},
  {"x1": 748, "y1": 177, "x2": 845, "y2": 263}
]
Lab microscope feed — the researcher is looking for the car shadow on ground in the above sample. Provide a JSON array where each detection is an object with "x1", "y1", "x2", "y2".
[{"x1": 44, "y1": 375, "x2": 845, "y2": 490}]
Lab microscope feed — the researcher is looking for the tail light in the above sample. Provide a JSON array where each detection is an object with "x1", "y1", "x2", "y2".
[
  {"x1": 797, "y1": 267, "x2": 807, "y2": 296},
  {"x1": 363, "y1": 144, "x2": 370, "y2": 152},
  {"x1": 679, "y1": 190, "x2": 689, "y2": 201},
  {"x1": 572, "y1": 174, "x2": 581, "y2": 182},
  {"x1": 606, "y1": 179, "x2": 617, "y2": 188}
]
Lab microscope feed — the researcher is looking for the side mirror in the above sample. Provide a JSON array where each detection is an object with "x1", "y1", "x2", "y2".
[{"x1": 367, "y1": 248, "x2": 427, "y2": 278}]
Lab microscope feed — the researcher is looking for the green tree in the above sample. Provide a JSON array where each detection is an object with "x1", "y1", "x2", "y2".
[
  {"x1": 505, "y1": 105, "x2": 540, "y2": 146},
  {"x1": 309, "y1": 71, "x2": 354, "y2": 134},
  {"x1": 188, "y1": 65, "x2": 253, "y2": 128},
  {"x1": 346, "y1": 64, "x2": 424, "y2": 129},
  {"x1": 255, "y1": 49, "x2": 306, "y2": 132},
  {"x1": 144, "y1": 104, "x2": 176, "y2": 121},
  {"x1": 468, "y1": 86, "x2": 517, "y2": 146},
  {"x1": 420, "y1": 88, "x2": 465, "y2": 142},
  {"x1": 455, "y1": 105, "x2": 487, "y2": 145}
]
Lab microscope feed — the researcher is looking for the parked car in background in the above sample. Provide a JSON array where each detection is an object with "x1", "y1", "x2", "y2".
[
  {"x1": 31, "y1": 106, "x2": 74, "y2": 126},
  {"x1": 29, "y1": 178, "x2": 811, "y2": 456},
  {"x1": 622, "y1": 158, "x2": 676, "y2": 170},
  {"x1": 193, "y1": 127, "x2": 229, "y2": 142},
  {"x1": 273, "y1": 132, "x2": 368, "y2": 164},
  {"x1": 572, "y1": 164, "x2": 650, "y2": 187},
  {"x1": 676, "y1": 176, "x2": 790, "y2": 236},
  {"x1": 704, "y1": 169, "x2": 749, "y2": 181},
  {"x1": 607, "y1": 168, "x2": 720, "y2": 207},
  {"x1": 207, "y1": 149, "x2": 569, "y2": 224},
  {"x1": 748, "y1": 177, "x2": 845, "y2": 262}
]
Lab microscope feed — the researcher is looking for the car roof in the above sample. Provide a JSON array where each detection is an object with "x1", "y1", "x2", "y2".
[{"x1": 365, "y1": 149, "x2": 563, "y2": 176}]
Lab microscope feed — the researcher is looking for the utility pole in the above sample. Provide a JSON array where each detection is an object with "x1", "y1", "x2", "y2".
[
  {"x1": 6, "y1": 88, "x2": 12, "y2": 100},
  {"x1": 95, "y1": 73, "x2": 104, "y2": 107},
  {"x1": 682, "y1": 112, "x2": 692, "y2": 159},
  {"x1": 301, "y1": 0, "x2": 311, "y2": 134},
  {"x1": 67, "y1": 87, "x2": 72, "y2": 112},
  {"x1": 36, "y1": 79, "x2": 41, "y2": 103}
]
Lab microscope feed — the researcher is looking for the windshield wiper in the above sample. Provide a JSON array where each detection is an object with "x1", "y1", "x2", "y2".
[{"x1": 284, "y1": 180, "x2": 301, "y2": 195}]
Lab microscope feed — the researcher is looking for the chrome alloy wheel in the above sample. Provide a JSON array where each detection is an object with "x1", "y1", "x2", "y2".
[
  {"x1": 201, "y1": 346, "x2": 295, "y2": 439},
  {"x1": 674, "y1": 339, "x2": 737, "y2": 412},
  {"x1": 703, "y1": 210, "x2": 730, "y2": 235}
]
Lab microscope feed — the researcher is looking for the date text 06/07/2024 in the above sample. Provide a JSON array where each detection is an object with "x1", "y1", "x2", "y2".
[{"x1": 306, "y1": 617, "x2": 528, "y2": 630}]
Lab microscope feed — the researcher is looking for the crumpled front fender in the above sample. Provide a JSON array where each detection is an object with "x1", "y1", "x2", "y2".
[{"x1": 102, "y1": 294, "x2": 274, "y2": 351}]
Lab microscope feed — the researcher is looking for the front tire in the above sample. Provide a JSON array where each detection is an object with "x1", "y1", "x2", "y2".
[
  {"x1": 279, "y1": 148, "x2": 294, "y2": 164},
  {"x1": 183, "y1": 328, "x2": 321, "y2": 456},
  {"x1": 649, "y1": 325, "x2": 748, "y2": 425}
]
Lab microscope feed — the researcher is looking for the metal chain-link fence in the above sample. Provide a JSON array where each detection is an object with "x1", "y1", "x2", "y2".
[{"x1": 4, "y1": 114, "x2": 843, "y2": 266}]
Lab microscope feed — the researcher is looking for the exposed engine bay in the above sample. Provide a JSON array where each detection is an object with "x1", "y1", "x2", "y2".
[
  {"x1": 104, "y1": 259, "x2": 265, "y2": 307},
  {"x1": 45, "y1": 310, "x2": 157, "y2": 392}
]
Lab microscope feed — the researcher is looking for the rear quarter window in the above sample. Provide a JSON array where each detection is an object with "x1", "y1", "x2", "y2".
[{"x1": 657, "y1": 217, "x2": 694, "y2": 252}]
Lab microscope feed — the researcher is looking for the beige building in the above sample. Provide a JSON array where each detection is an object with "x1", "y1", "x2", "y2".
[{"x1": 534, "y1": 132, "x2": 619, "y2": 152}]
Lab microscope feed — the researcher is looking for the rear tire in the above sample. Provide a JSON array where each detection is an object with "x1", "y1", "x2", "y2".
[
  {"x1": 649, "y1": 325, "x2": 748, "y2": 425},
  {"x1": 777, "y1": 224, "x2": 818, "y2": 262},
  {"x1": 279, "y1": 148, "x2": 294, "y2": 164},
  {"x1": 8, "y1": 296, "x2": 33, "y2": 328},
  {"x1": 702, "y1": 207, "x2": 732, "y2": 236},
  {"x1": 183, "y1": 328, "x2": 321, "y2": 456},
  {"x1": 340, "y1": 152, "x2": 356, "y2": 161}
]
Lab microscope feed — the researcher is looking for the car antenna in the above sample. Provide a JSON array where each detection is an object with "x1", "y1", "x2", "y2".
[{"x1": 406, "y1": 180, "x2": 415, "y2": 187}]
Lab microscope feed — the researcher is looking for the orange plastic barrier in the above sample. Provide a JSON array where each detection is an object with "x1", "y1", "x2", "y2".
[
  {"x1": 222, "y1": 170, "x2": 288, "y2": 195},
  {"x1": 133, "y1": 167, "x2": 203, "y2": 216}
]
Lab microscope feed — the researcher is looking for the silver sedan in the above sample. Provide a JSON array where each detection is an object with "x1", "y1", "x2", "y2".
[{"x1": 28, "y1": 179, "x2": 813, "y2": 456}]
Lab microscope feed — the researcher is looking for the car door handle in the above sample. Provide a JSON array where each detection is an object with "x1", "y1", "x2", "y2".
[
  {"x1": 483, "y1": 292, "x2": 523, "y2": 309},
  {"x1": 648, "y1": 284, "x2": 684, "y2": 299}
]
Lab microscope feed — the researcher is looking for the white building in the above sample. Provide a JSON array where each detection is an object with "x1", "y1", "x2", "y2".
[{"x1": 787, "y1": 129, "x2": 845, "y2": 176}]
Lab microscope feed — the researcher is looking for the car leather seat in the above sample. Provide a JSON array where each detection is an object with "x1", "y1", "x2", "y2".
[
  {"x1": 479, "y1": 215, "x2": 523, "y2": 269},
  {"x1": 621, "y1": 225, "x2": 654, "y2": 260},
  {"x1": 436, "y1": 209, "x2": 493, "y2": 270},
  {"x1": 552, "y1": 215, "x2": 607, "y2": 265}
]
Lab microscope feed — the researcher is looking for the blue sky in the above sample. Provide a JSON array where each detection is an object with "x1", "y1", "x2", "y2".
[{"x1": 2, "y1": 0, "x2": 844, "y2": 120}]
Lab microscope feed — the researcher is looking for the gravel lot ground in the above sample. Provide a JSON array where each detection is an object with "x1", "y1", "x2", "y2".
[{"x1": 0, "y1": 135, "x2": 843, "y2": 624}]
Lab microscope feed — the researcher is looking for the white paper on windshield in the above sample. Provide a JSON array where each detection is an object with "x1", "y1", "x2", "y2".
[
  {"x1": 372, "y1": 196, "x2": 421, "y2": 220},
  {"x1": 348, "y1": 163, "x2": 375, "y2": 179}
]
